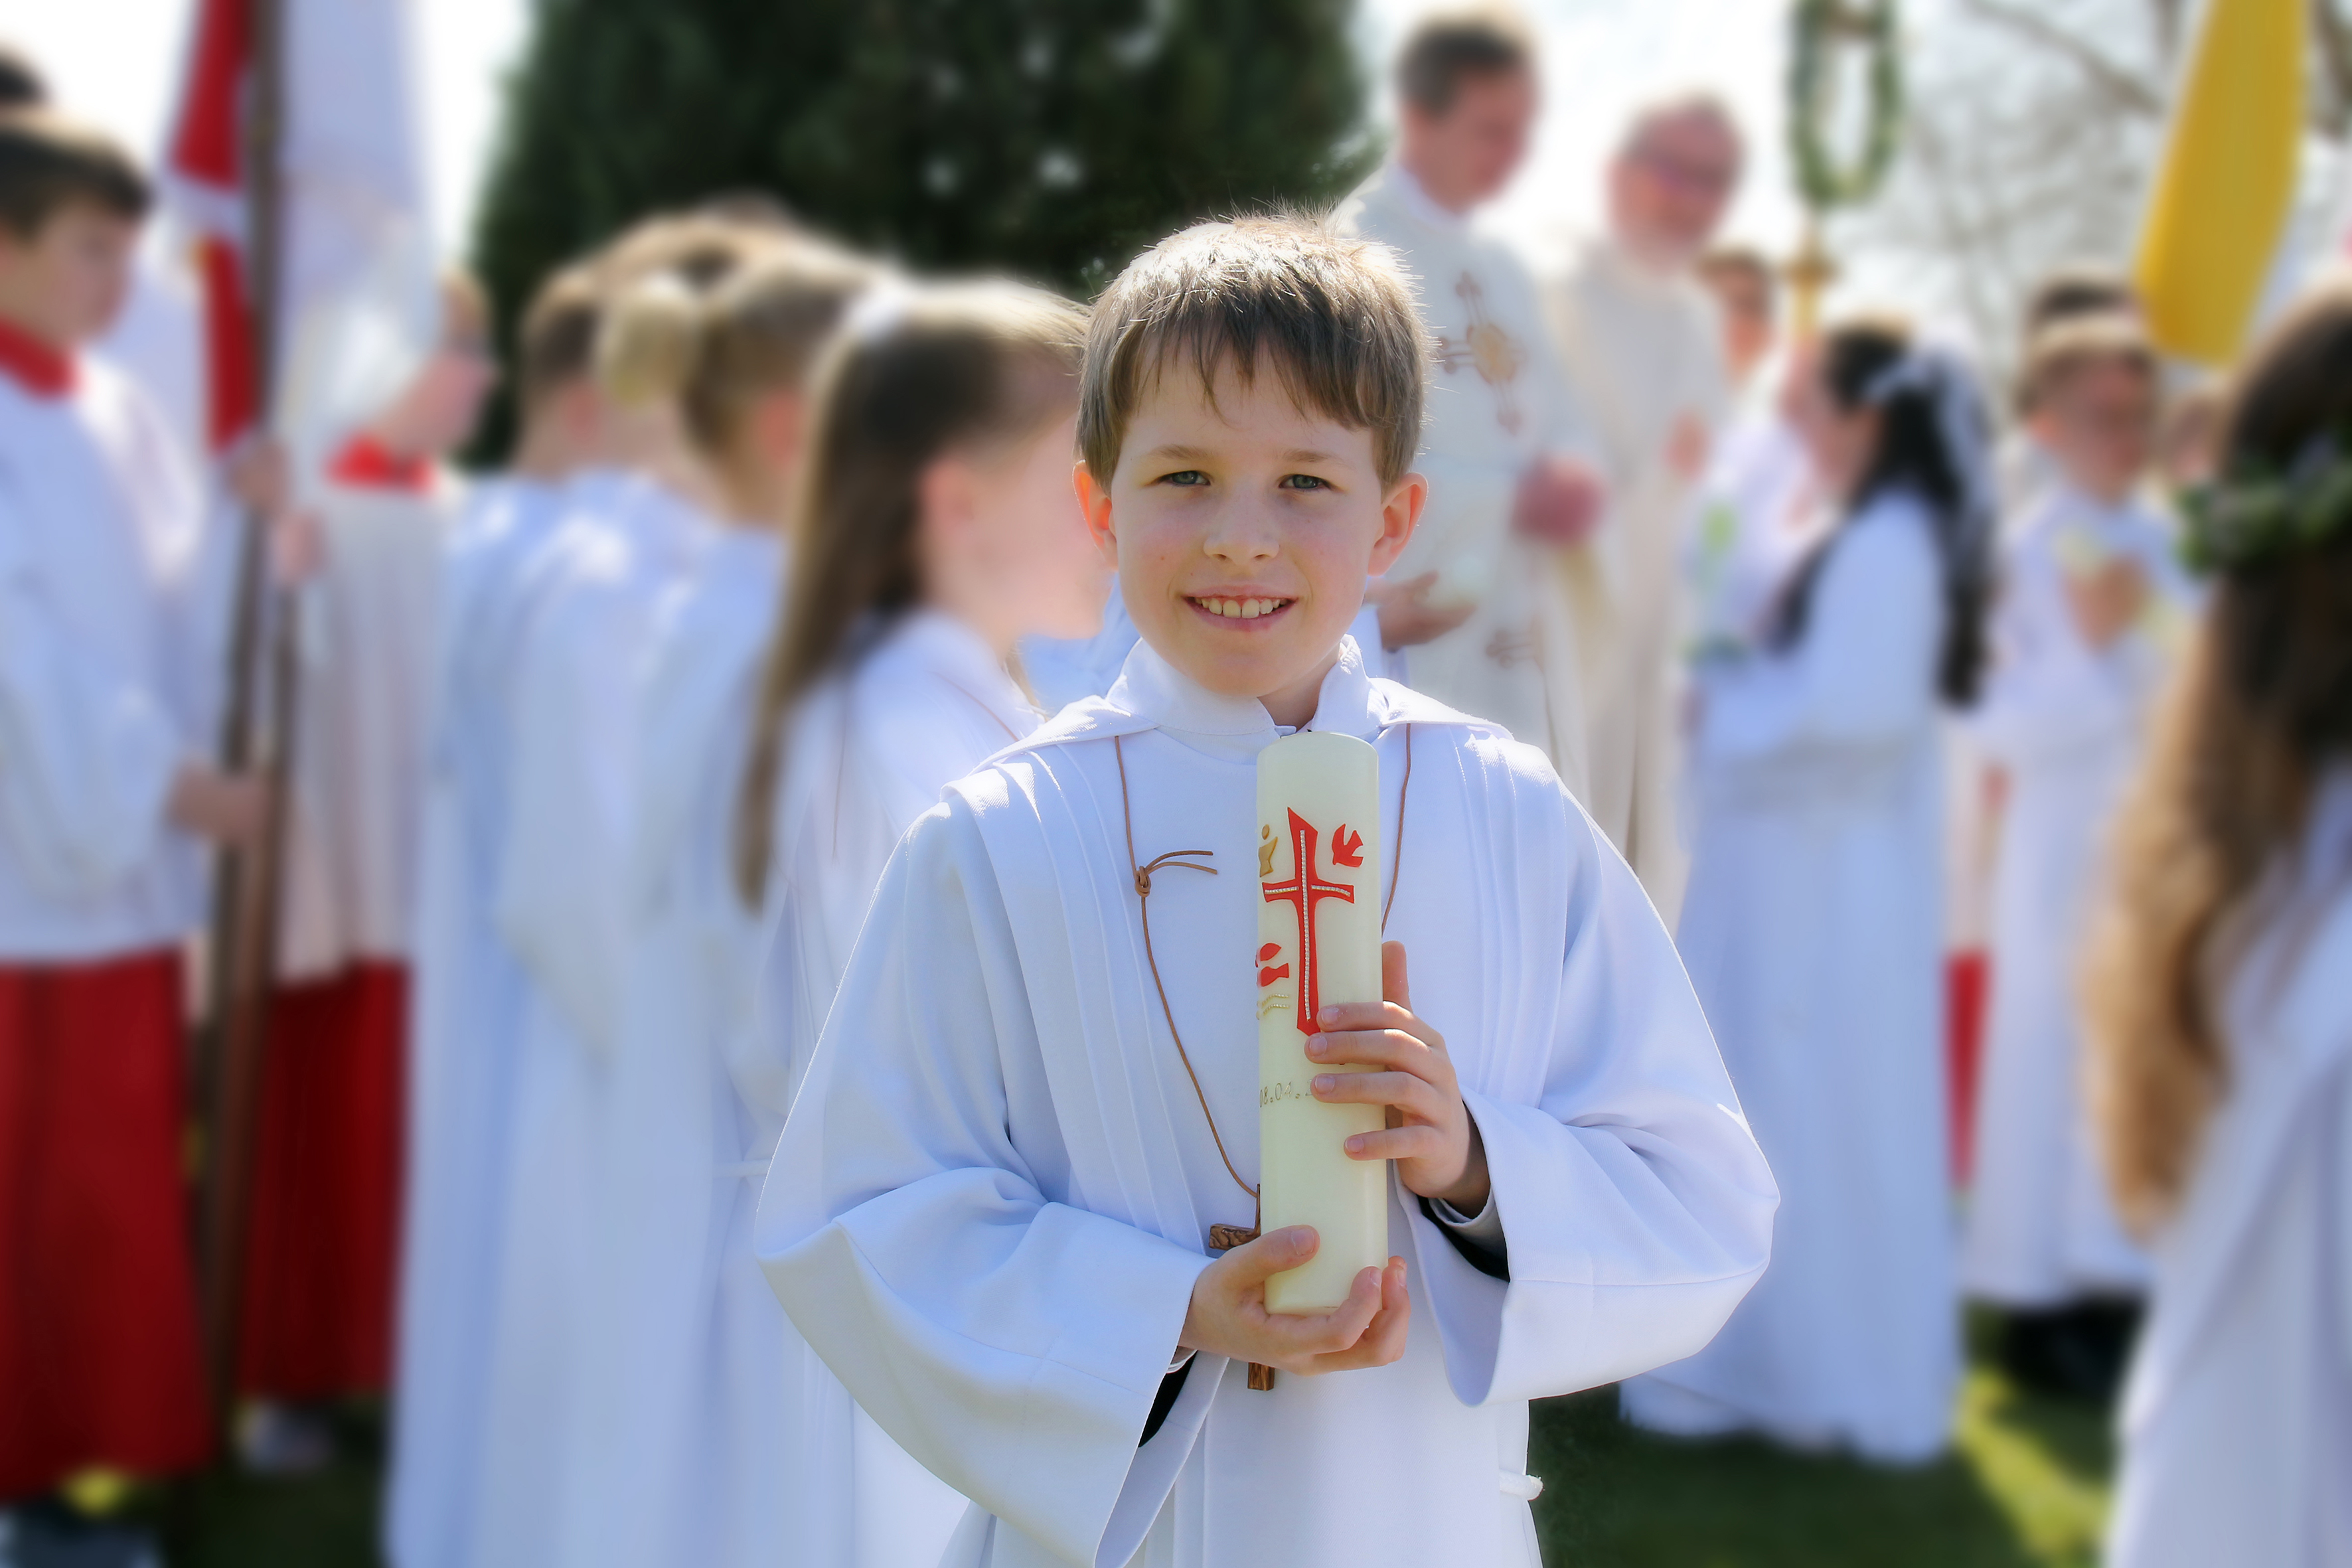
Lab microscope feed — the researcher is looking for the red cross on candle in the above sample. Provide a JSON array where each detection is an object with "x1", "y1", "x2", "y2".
[{"x1": 1261, "y1": 809, "x2": 1356, "y2": 1037}]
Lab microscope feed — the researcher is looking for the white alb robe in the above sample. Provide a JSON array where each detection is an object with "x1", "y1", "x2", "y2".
[
  {"x1": 1624, "y1": 491, "x2": 1959, "y2": 1462},
  {"x1": 0, "y1": 360, "x2": 212, "y2": 959},
  {"x1": 759, "y1": 609, "x2": 1041, "y2": 1568},
  {"x1": 279, "y1": 471, "x2": 452, "y2": 975},
  {"x1": 1544, "y1": 234, "x2": 1731, "y2": 925},
  {"x1": 1332, "y1": 163, "x2": 1600, "y2": 793},
  {"x1": 1962, "y1": 487, "x2": 2193, "y2": 1306},
  {"x1": 467, "y1": 473, "x2": 710, "y2": 1568},
  {"x1": 388, "y1": 473, "x2": 572, "y2": 1568},
  {"x1": 581, "y1": 524, "x2": 787, "y2": 1568},
  {"x1": 1682, "y1": 376, "x2": 1816, "y2": 667},
  {"x1": 757, "y1": 633, "x2": 1777, "y2": 1568},
  {"x1": 2107, "y1": 769, "x2": 2352, "y2": 1568}
]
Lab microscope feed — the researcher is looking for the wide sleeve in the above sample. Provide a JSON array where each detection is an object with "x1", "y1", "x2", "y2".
[
  {"x1": 756, "y1": 799, "x2": 1213, "y2": 1568},
  {"x1": 0, "y1": 496, "x2": 183, "y2": 897},
  {"x1": 1405, "y1": 759, "x2": 1779, "y2": 1406},
  {"x1": 1697, "y1": 505, "x2": 1941, "y2": 766},
  {"x1": 493, "y1": 556, "x2": 643, "y2": 1056}
]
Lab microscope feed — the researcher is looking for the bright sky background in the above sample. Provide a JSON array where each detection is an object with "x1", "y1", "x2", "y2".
[{"x1": 2, "y1": 0, "x2": 1798, "y2": 279}]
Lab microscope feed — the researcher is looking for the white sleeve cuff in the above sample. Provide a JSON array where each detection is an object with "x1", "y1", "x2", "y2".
[{"x1": 1428, "y1": 1189, "x2": 1507, "y2": 1251}]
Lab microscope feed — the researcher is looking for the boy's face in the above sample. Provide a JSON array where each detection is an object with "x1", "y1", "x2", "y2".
[
  {"x1": 0, "y1": 202, "x2": 138, "y2": 347},
  {"x1": 1078, "y1": 354, "x2": 1423, "y2": 722},
  {"x1": 2033, "y1": 358, "x2": 2156, "y2": 505}
]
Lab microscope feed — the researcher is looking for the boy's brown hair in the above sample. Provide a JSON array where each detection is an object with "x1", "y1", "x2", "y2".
[
  {"x1": 1394, "y1": 7, "x2": 1537, "y2": 116},
  {"x1": 0, "y1": 110, "x2": 149, "y2": 238},
  {"x1": 1079, "y1": 215, "x2": 1430, "y2": 490},
  {"x1": 2016, "y1": 311, "x2": 2157, "y2": 418}
]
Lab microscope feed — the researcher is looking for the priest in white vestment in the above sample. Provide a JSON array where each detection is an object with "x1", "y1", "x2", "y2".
[
  {"x1": 1542, "y1": 96, "x2": 1741, "y2": 924},
  {"x1": 1331, "y1": 12, "x2": 1604, "y2": 794}
]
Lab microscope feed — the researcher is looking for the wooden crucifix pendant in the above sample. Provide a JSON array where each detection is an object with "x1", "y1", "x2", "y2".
[{"x1": 1207, "y1": 1223, "x2": 1277, "y2": 1391}]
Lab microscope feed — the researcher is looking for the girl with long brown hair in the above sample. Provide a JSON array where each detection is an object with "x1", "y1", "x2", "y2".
[
  {"x1": 2090, "y1": 280, "x2": 2352, "y2": 1568},
  {"x1": 1625, "y1": 318, "x2": 1994, "y2": 1462},
  {"x1": 739, "y1": 277, "x2": 1103, "y2": 1567}
]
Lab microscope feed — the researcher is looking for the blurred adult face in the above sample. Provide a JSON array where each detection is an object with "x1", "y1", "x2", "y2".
[
  {"x1": 1398, "y1": 66, "x2": 1538, "y2": 215},
  {"x1": 1610, "y1": 110, "x2": 1742, "y2": 271},
  {"x1": 0, "y1": 202, "x2": 137, "y2": 348}
]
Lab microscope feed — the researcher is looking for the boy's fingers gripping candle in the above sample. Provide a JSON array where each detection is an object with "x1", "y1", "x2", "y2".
[{"x1": 1257, "y1": 732, "x2": 1389, "y2": 1315}]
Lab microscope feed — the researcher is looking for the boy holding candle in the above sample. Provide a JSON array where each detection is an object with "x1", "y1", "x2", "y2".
[{"x1": 756, "y1": 217, "x2": 1776, "y2": 1568}]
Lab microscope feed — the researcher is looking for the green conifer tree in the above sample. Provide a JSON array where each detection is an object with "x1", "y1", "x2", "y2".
[{"x1": 469, "y1": 0, "x2": 1376, "y2": 454}]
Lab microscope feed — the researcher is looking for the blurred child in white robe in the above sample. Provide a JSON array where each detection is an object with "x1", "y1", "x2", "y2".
[
  {"x1": 1963, "y1": 315, "x2": 2195, "y2": 1399},
  {"x1": 2086, "y1": 280, "x2": 2352, "y2": 1568},
  {"x1": 388, "y1": 263, "x2": 607, "y2": 1568},
  {"x1": 466, "y1": 221, "x2": 773, "y2": 1568},
  {"x1": 578, "y1": 241, "x2": 876, "y2": 1568},
  {"x1": 731, "y1": 278, "x2": 1110, "y2": 1567},
  {"x1": 1626, "y1": 322, "x2": 1995, "y2": 1463}
]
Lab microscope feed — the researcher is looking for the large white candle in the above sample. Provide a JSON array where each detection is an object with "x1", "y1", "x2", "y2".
[{"x1": 1255, "y1": 732, "x2": 1388, "y2": 1314}]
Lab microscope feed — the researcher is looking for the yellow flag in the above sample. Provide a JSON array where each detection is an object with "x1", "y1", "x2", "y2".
[{"x1": 2133, "y1": 0, "x2": 2307, "y2": 365}]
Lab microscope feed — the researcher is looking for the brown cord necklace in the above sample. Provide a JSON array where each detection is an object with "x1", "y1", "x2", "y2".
[{"x1": 1113, "y1": 722, "x2": 1414, "y2": 1390}]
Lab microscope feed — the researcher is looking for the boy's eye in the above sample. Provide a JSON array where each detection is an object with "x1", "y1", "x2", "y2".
[
  {"x1": 1156, "y1": 469, "x2": 1210, "y2": 487},
  {"x1": 1279, "y1": 473, "x2": 1332, "y2": 491}
]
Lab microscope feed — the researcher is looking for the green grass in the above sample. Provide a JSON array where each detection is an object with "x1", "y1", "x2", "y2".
[
  {"x1": 1529, "y1": 1314, "x2": 2117, "y2": 1567},
  {"x1": 116, "y1": 1317, "x2": 2113, "y2": 1565}
]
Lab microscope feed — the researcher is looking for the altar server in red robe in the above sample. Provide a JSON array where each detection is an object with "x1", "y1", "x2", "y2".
[{"x1": 0, "y1": 109, "x2": 262, "y2": 1505}]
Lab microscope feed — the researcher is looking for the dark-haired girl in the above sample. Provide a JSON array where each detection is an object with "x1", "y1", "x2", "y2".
[{"x1": 1625, "y1": 319, "x2": 1992, "y2": 1462}]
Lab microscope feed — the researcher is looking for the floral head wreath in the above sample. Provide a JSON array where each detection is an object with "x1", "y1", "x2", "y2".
[{"x1": 2181, "y1": 430, "x2": 2352, "y2": 574}]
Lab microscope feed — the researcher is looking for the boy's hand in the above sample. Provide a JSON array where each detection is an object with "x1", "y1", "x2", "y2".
[
  {"x1": 1310, "y1": 942, "x2": 1491, "y2": 1213},
  {"x1": 1369, "y1": 571, "x2": 1474, "y2": 651},
  {"x1": 1178, "y1": 1227, "x2": 1409, "y2": 1375},
  {"x1": 167, "y1": 763, "x2": 270, "y2": 847}
]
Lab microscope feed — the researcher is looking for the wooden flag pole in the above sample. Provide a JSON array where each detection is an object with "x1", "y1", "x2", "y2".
[{"x1": 196, "y1": 0, "x2": 294, "y2": 1427}]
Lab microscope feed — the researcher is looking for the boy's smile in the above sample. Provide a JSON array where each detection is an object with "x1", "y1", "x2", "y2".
[{"x1": 1078, "y1": 353, "x2": 1423, "y2": 728}]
